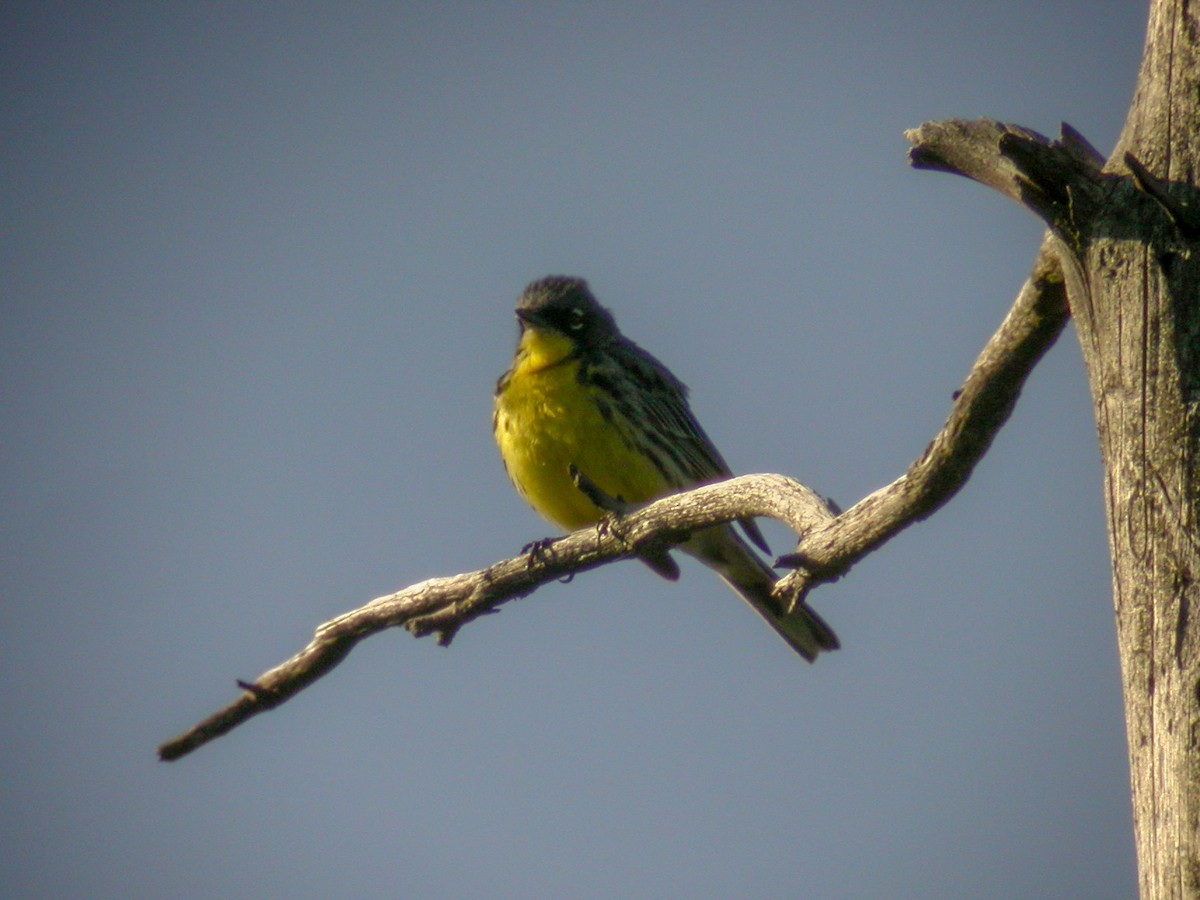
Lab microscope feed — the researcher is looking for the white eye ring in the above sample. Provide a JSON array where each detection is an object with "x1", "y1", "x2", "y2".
[{"x1": 568, "y1": 308, "x2": 585, "y2": 330}]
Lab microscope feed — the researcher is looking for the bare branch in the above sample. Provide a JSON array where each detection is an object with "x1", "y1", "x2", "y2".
[
  {"x1": 160, "y1": 118, "x2": 1076, "y2": 762},
  {"x1": 158, "y1": 474, "x2": 836, "y2": 761},
  {"x1": 905, "y1": 118, "x2": 1109, "y2": 256},
  {"x1": 765, "y1": 120, "x2": 1083, "y2": 608},
  {"x1": 906, "y1": 118, "x2": 1053, "y2": 205},
  {"x1": 775, "y1": 237, "x2": 1069, "y2": 607},
  {"x1": 159, "y1": 245, "x2": 1066, "y2": 763}
]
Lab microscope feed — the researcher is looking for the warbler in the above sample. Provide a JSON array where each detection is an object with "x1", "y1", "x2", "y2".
[{"x1": 492, "y1": 275, "x2": 838, "y2": 661}]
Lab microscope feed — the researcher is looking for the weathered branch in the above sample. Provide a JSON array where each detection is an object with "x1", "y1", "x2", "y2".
[
  {"x1": 767, "y1": 122, "x2": 1081, "y2": 607},
  {"x1": 158, "y1": 474, "x2": 836, "y2": 760},
  {"x1": 160, "y1": 118, "x2": 1077, "y2": 763},
  {"x1": 906, "y1": 118, "x2": 1105, "y2": 220},
  {"x1": 775, "y1": 237, "x2": 1068, "y2": 607}
]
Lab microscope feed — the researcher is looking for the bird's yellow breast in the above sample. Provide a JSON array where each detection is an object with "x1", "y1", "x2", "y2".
[{"x1": 494, "y1": 328, "x2": 666, "y2": 532}]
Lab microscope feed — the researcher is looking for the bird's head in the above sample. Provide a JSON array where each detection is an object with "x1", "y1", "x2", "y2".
[{"x1": 514, "y1": 276, "x2": 619, "y2": 349}]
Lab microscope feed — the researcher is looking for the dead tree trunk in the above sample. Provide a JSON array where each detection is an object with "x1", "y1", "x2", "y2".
[{"x1": 1089, "y1": 1, "x2": 1200, "y2": 895}]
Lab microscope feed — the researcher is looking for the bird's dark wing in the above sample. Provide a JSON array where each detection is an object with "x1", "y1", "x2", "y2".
[{"x1": 584, "y1": 340, "x2": 772, "y2": 555}]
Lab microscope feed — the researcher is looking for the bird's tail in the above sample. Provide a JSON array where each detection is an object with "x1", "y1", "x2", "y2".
[{"x1": 682, "y1": 525, "x2": 839, "y2": 662}]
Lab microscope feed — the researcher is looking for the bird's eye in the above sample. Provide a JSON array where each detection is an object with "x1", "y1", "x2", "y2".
[{"x1": 567, "y1": 307, "x2": 586, "y2": 331}]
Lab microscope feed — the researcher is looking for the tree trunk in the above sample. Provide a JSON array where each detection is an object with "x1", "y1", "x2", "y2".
[{"x1": 1080, "y1": 1, "x2": 1200, "y2": 895}]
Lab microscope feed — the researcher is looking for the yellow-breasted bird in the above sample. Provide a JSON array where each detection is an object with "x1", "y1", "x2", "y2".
[{"x1": 493, "y1": 275, "x2": 839, "y2": 661}]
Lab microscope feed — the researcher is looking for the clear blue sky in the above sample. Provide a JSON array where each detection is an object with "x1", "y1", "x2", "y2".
[{"x1": 3, "y1": 3, "x2": 1145, "y2": 897}]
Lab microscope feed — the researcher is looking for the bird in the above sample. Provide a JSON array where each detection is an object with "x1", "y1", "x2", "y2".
[{"x1": 492, "y1": 275, "x2": 839, "y2": 661}]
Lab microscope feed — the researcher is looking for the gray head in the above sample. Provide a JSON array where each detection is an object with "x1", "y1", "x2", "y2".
[{"x1": 514, "y1": 276, "x2": 619, "y2": 348}]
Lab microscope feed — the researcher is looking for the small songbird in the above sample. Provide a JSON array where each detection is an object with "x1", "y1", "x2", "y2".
[{"x1": 492, "y1": 275, "x2": 838, "y2": 661}]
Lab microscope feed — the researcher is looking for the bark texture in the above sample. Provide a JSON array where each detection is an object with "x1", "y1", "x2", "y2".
[{"x1": 1095, "y1": 3, "x2": 1200, "y2": 895}]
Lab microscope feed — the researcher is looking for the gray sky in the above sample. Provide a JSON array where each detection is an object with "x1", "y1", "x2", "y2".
[{"x1": 3, "y1": 3, "x2": 1145, "y2": 897}]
